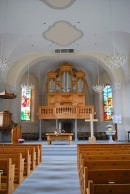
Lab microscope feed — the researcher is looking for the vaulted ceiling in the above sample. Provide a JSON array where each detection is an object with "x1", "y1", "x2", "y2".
[{"x1": 0, "y1": 0, "x2": 130, "y2": 89}]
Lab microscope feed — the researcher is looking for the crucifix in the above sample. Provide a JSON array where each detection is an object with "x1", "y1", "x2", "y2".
[{"x1": 85, "y1": 113, "x2": 98, "y2": 143}]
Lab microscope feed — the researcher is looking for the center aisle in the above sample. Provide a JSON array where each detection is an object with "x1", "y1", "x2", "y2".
[{"x1": 13, "y1": 142, "x2": 81, "y2": 194}]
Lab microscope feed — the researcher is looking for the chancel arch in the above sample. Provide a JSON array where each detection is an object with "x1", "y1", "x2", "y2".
[{"x1": 2, "y1": 53, "x2": 127, "y2": 142}]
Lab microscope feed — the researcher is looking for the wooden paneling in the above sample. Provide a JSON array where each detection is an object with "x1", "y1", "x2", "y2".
[
  {"x1": 0, "y1": 111, "x2": 12, "y2": 129},
  {"x1": 12, "y1": 126, "x2": 22, "y2": 144},
  {"x1": 48, "y1": 93, "x2": 85, "y2": 106}
]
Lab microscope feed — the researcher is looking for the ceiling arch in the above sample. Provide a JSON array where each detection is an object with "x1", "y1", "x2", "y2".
[{"x1": 6, "y1": 52, "x2": 124, "y2": 91}]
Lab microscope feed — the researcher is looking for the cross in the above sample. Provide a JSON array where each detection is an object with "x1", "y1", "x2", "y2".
[{"x1": 85, "y1": 113, "x2": 98, "y2": 142}]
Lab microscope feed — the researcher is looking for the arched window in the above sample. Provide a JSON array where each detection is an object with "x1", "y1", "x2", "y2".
[
  {"x1": 103, "y1": 84, "x2": 113, "y2": 121},
  {"x1": 20, "y1": 87, "x2": 31, "y2": 121}
]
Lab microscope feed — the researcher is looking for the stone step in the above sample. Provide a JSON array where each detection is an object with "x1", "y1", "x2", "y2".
[
  {"x1": 42, "y1": 146, "x2": 77, "y2": 150},
  {"x1": 42, "y1": 144, "x2": 77, "y2": 156},
  {"x1": 42, "y1": 151, "x2": 77, "y2": 156},
  {"x1": 43, "y1": 153, "x2": 76, "y2": 156}
]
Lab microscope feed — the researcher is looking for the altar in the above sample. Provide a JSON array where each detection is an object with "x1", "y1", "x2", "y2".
[{"x1": 46, "y1": 133, "x2": 73, "y2": 145}]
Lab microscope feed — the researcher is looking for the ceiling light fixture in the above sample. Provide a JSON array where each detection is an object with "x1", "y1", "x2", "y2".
[
  {"x1": 104, "y1": 0, "x2": 127, "y2": 69},
  {"x1": 0, "y1": 40, "x2": 10, "y2": 73},
  {"x1": 92, "y1": 39, "x2": 105, "y2": 94},
  {"x1": 92, "y1": 55, "x2": 105, "y2": 93},
  {"x1": 21, "y1": 65, "x2": 34, "y2": 90},
  {"x1": 0, "y1": 0, "x2": 10, "y2": 73}
]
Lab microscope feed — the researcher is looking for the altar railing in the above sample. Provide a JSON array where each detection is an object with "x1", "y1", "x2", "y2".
[{"x1": 38, "y1": 105, "x2": 94, "y2": 119}]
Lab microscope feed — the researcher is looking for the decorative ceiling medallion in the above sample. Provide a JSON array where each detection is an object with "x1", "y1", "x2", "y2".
[
  {"x1": 40, "y1": 0, "x2": 76, "y2": 9},
  {"x1": 43, "y1": 21, "x2": 83, "y2": 46}
]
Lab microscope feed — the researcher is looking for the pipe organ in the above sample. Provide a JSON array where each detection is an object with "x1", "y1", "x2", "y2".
[
  {"x1": 39, "y1": 63, "x2": 94, "y2": 119},
  {"x1": 47, "y1": 63, "x2": 87, "y2": 106}
]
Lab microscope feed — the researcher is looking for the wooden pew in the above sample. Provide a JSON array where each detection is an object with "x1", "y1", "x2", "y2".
[
  {"x1": 77, "y1": 144, "x2": 130, "y2": 159},
  {"x1": 78, "y1": 152, "x2": 130, "y2": 170},
  {"x1": 80, "y1": 160, "x2": 130, "y2": 194},
  {"x1": 0, "y1": 144, "x2": 42, "y2": 164},
  {"x1": 84, "y1": 168, "x2": 130, "y2": 194},
  {"x1": 77, "y1": 145, "x2": 130, "y2": 194},
  {"x1": 81, "y1": 159, "x2": 130, "y2": 173},
  {"x1": 20, "y1": 144, "x2": 42, "y2": 164},
  {"x1": 87, "y1": 180, "x2": 130, "y2": 194},
  {"x1": 77, "y1": 143, "x2": 130, "y2": 157},
  {"x1": 0, "y1": 143, "x2": 42, "y2": 164},
  {"x1": 0, "y1": 150, "x2": 31, "y2": 176},
  {"x1": 0, "y1": 153, "x2": 24, "y2": 184},
  {"x1": 77, "y1": 143, "x2": 130, "y2": 155},
  {"x1": 78, "y1": 149, "x2": 130, "y2": 165},
  {"x1": 78, "y1": 150, "x2": 130, "y2": 172},
  {"x1": 17, "y1": 144, "x2": 42, "y2": 164},
  {"x1": 0, "y1": 158, "x2": 15, "y2": 194},
  {"x1": 80, "y1": 154, "x2": 130, "y2": 161},
  {"x1": 85, "y1": 168, "x2": 130, "y2": 185},
  {"x1": 0, "y1": 144, "x2": 42, "y2": 193},
  {"x1": 0, "y1": 146, "x2": 36, "y2": 170},
  {"x1": 77, "y1": 143, "x2": 130, "y2": 148},
  {"x1": 0, "y1": 170, "x2": 2, "y2": 189}
]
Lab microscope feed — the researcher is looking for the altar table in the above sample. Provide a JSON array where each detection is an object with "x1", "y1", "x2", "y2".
[{"x1": 46, "y1": 133, "x2": 73, "y2": 145}]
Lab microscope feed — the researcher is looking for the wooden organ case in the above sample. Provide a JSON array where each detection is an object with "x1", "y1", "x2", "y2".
[
  {"x1": 39, "y1": 63, "x2": 94, "y2": 120},
  {"x1": 47, "y1": 63, "x2": 87, "y2": 106}
]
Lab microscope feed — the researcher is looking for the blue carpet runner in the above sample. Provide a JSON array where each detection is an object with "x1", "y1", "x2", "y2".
[{"x1": 13, "y1": 143, "x2": 81, "y2": 194}]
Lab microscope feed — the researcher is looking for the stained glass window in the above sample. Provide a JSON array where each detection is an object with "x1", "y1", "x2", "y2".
[
  {"x1": 21, "y1": 87, "x2": 31, "y2": 121},
  {"x1": 103, "y1": 85, "x2": 113, "y2": 121}
]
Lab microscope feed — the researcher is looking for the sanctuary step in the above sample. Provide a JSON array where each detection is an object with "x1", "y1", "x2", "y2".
[{"x1": 42, "y1": 144, "x2": 77, "y2": 156}]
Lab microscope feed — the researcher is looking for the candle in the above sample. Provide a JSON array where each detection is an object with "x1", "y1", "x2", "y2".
[{"x1": 59, "y1": 123, "x2": 61, "y2": 133}]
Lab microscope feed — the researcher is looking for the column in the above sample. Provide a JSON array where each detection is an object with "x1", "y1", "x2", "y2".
[
  {"x1": 9, "y1": 85, "x2": 20, "y2": 124},
  {"x1": 59, "y1": 122, "x2": 61, "y2": 133},
  {"x1": 112, "y1": 82, "x2": 125, "y2": 140},
  {"x1": 74, "y1": 119, "x2": 78, "y2": 141},
  {"x1": 123, "y1": 78, "x2": 130, "y2": 140},
  {"x1": 38, "y1": 120, "x2": 42, "y2": 141}
]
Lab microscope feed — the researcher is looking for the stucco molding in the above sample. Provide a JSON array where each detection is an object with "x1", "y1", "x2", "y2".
[
  {"x1": 40, "y1": 0, "x2": 76, "y2": 9},
  {"x1": 43, "y1": 21, "x2": 83, "y2": 46}
]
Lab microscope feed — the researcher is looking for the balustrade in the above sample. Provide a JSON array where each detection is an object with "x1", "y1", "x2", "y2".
[{"x1": 39, "y1": 105, "x2": 94, "y2": 119}]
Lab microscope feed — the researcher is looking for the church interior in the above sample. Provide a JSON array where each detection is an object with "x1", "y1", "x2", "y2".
[{"x1": 0, "y1": 0, "x2": 130, "y2": 193}]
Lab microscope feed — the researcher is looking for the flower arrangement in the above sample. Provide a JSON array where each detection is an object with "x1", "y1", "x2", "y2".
[
  {"x1": 106, "y1": 125, "x2": 113, "y2": 131},
  {"x1": 18, "y1": 138, "x2": 25, "y2": 143}
]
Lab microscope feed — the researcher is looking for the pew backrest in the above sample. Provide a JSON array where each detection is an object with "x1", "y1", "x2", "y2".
[
  {"x1": 0, "y1": 150, "x2": 31, "y2": 176},
  {"x1": 87, "y1": 180, "x2": 130, "y2": 194},
  {"x1": 0, "y1": 158, "x2": 15, "y2": 194},
  {"x1": 84, "y1": 167, "x2": 130, "y2": 189},
  {"x1": 83, "y1": 159, "x2": 130, "y2": 170},
  {"x1": 0, "y1": 153, "x2": 24, "y2": 184}
]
